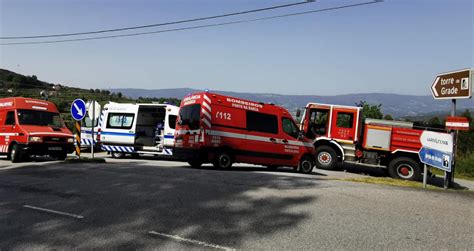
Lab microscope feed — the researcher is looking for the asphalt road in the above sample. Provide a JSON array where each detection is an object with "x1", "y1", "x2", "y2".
[{"x1": 0, "y1": 155, "x2": 473, "y2": 250}]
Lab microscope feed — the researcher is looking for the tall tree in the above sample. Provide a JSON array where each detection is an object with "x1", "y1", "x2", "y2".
[{"x1": 355, "y1": 101, "x2": 383, "y2": 119}]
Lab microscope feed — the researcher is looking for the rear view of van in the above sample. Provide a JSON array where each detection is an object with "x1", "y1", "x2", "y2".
[{"x1": 0, "y1": 97, "x2": 75, "y2": 162}]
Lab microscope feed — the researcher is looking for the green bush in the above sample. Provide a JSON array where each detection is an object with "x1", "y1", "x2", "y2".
[{"x1": 456, "y1": 153, "x2": 474, "y2": 179}]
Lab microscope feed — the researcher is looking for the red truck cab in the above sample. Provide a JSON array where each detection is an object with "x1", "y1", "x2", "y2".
[
  {"x1": 0, "y1": 97, "x2": 74, "y2": 162},
  {"x1": 174, "y1": 92, "x2": 316, "y2": 173}
]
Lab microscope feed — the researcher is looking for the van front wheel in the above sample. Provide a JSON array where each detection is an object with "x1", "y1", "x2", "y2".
[
  {"x1": 213, "y1": 152, "x2": 233, "y2": 169},
  {"x1": 10, "y1": 144, "x2": 22, "y2": 163},
  {"x1": 299, "y1": 155, "x2": 314, "y2": 174}
]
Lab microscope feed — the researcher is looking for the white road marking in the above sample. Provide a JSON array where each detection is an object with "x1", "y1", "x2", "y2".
[
  {"x1": 148, "y1": 231, "x2": 236, "y2": 251},
  {"x1": 23, "y1": 205, "x2": 84, "y2": 219}
]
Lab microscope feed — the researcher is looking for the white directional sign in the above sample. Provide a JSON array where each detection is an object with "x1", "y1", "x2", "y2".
[
  {"x1": 419, "y1": 131, "x2": 453, "y2": 153},
  {"x1": 87, "y1": 100, "x2": 101, "y2": 120}
]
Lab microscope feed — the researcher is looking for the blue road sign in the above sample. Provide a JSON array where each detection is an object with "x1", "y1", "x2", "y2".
[
  {"x1": 419, "y1": 147, "x2": 452, "y2": 172},
  {"x1": 71, "y1": 99, "x2": 86, "y2": 121}
]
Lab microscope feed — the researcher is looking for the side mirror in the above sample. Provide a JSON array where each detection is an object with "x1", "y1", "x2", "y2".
[
  {"x1": 297, "y1": 131, "x2": 304, "y2": 140},
  {"x1": 296, "y1": 109, "x2": 301, "y2": 118},
  {"x1": 177, "y1": 120, "x2": 183, "y2": 125}
]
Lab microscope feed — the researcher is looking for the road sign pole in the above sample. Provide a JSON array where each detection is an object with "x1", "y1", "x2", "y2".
[
  {"x1": 448, "y1": 99, "x2": 457, "y2": 188},
  {"x1": 423, "y1": 164, "x2": 428, "y2": 189},
  {"x1": 91, "y1": 100, "x2": 95, "y2": 159},
  {"x1": 75, "y1": 121, "x2": 81, "y2": 158}
]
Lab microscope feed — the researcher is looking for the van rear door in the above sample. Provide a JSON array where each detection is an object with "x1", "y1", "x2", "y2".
[
  {"x1": 0, "y1": 110, "x2": 17, "y2": 153},
  {"x1": 164, "y1": 112, "x2": 177, "y2": 147},
  {"x1": 100, "y1": 112, "x2": 136, "y2": 145}
]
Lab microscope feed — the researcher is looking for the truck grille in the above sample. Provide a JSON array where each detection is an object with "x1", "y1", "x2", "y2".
[{"x1": 44, "y1": 137, "x2": 67, "y2": 143}]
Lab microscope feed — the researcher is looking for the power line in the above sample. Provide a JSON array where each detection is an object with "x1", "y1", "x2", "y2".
[
  {"x1": 0, "y1": 1, "x2": 312, "y2": 40},
  {"x1": 0, "y1": 1, "x2": 382, "y2": 46}
]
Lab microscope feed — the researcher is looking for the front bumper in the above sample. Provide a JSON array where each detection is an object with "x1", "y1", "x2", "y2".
[{"x1": 19, "y1": 143, "x2": 75, "y2": 155}]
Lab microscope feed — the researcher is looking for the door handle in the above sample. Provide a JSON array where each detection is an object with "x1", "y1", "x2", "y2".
[
  {"x1": 269, "y1": 138, "x2": 276, "y2": 142},
  {"x1": 282, "y1": 139, "x2": 288, "y2": 144}
]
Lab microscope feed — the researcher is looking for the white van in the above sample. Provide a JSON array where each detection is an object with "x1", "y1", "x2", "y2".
[
  {"x1": 79, "y1": 101, "x2": 112, "y2": 149},
  {"x1": 99, "y1": 102, "x2": 179, "y2": 158},
  {"x1": 80, "y1": 115, "x2": 101, "y2": 148}
]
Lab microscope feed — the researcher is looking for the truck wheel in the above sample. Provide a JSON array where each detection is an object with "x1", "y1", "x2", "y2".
[
  {"x1": 188, "y1": 160, "x2": 202, "y2": 168},
  {"x1": 299, "y1": 155, "x2": 314, "y2": 174},
  {"x1": 315, "y1": 146, "x2": 337, "y2": 170},
  {"x1": 388, "y1": 157, "x2": 421, "y2": 181},
  {"x1": 213, "y1": 152, "x2": 233, "y2": 169},
  {"x1": 10, "y1": 144, "x2": 22, "y2": 163},
  {"x1": 111, "y1": 152, "x2": 125, "y2": 159}
]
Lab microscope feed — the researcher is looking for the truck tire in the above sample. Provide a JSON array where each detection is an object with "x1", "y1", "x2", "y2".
[
  {"x1": 315, "y1": 146, "x2": 337, "y2": 170},
  {"x1": 299, "y1": 155, "x2": 314, "y2": 174},
  {"x1": 213, "y1": 152, "x2": 233, "y2": 169},
  {"x1": 10, "y1": 144, "x2": 22, "y2": 163},
  {"x1": 188, "y1": 160, "x2": 202, "y2": 168},
  {"x1": 388, "y1": 157, "x2": 422, "y2": 181},
  {"x1": 111, "y1": 152, "x2": 125, "y2": 159}
]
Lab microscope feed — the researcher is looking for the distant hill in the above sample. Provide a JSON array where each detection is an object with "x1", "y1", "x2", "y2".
[
  {"x1": 110, "y1": 88, "x2": 474, "y2": 118},
  {"x1": 0, "y1": 69, "x2": 180, "y2": 130}
]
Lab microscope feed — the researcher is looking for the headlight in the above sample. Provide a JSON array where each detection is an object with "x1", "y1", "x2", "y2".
[
  {"x1": 67, "y1": 138, "x2": 74, "y2": 143},
  {"x1": 29, "y1": 136, "x2": 42, "y2": 142}
]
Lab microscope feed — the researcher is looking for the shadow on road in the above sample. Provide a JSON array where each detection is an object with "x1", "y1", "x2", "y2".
[{"x1": 0, "y1": 161, "x2": 320, "y2": 249}]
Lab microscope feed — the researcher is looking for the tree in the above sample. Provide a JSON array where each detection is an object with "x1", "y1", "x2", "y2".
[
  {"x1": 12, "y1": 75, "x2": 26, "y2": 84},
  {"x1": 355, "y1": 101, "x2": 383, "y2": 119},
  {"x1": 461, "y1": 109, "x2": 472, "y2": 124},
  {"x1": 383, "y1": 114, "x2": 393, "y2": 120},
  {"x1": 427, "y1": 117, "x2": 441, "y2": 126}
]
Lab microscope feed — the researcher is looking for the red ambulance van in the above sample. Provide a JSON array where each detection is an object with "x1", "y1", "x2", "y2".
[
  {"x1": 174, "y1": 92, "x2": 316, "y2": 173},
  {"x1": 0, "y1": 97, "x2": 75, "y2": 162}
]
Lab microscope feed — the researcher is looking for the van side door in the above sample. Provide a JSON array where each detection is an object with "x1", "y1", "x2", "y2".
[
  {"x1": 164, "y1": 113, "x2": 177, "y2": 147},
  {"x1": 241, "y1": 111, "x2": 292, "y2": 165},
  {"x1": 280, "y1": 117, "x2": 304, "y2": 164}
]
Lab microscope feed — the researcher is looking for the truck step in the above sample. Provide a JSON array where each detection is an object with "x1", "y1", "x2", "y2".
[
  {"x1": 341, "y1": 145, "x2": 356, "y2": 151},
  {"x1": 344, "y1": 160, "x2": 385, "y2": 168}
]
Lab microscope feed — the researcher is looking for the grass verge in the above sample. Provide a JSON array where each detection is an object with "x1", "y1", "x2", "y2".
[
  {"x1": 337, "y1": 177, "x2": 443, "y2": 190},
  {"x1": 430, "y1": 153, "x2": 474, "y2": 181}
]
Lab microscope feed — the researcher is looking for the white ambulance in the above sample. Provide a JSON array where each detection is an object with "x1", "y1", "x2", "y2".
[{"x1": 99, "y1": 102, "x2": 179, "y2": 158}]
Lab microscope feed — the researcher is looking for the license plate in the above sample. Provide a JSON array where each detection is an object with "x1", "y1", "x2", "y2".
[{"x1": 48, "y1": 147, "x2": 62, "y2": 151}]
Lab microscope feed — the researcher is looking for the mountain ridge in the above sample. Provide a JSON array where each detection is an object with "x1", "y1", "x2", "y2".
[{"x1": 110, "y1": 88, "x2": 474, "y2": 118}]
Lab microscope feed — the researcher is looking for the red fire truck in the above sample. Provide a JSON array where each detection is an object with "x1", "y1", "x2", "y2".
[
  {"x1": 299, "y1": 102, "x2": 442, "y2": 181},
  {"x1": 0, "y1": 97, "x2": 75, "y2": 162},
  {"x1": 174, "y1": 92, "x2": 315, "y2": 173}
]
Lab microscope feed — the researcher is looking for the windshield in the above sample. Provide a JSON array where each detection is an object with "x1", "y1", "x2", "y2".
[
  {"x1": 179, "y1": 104, "x2": 201, "y2": 130},
  {"x1": 17, "y1": 109, "x2": 63, "y2": 127}
]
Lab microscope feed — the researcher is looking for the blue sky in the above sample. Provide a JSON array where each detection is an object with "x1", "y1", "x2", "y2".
[{"x1": 0, "y1": 0, "x2": 473, "y2": 96}]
